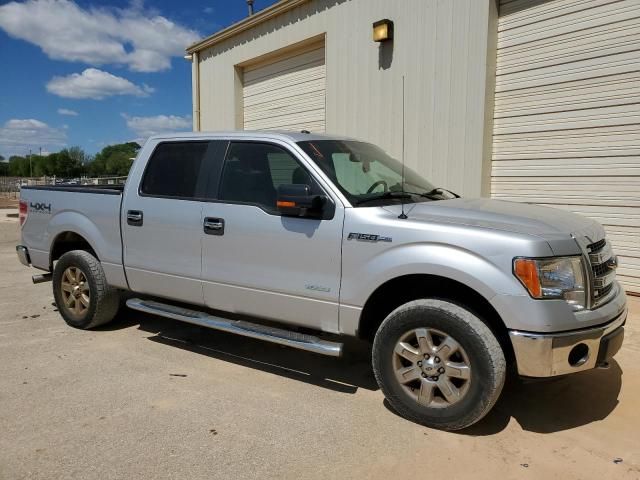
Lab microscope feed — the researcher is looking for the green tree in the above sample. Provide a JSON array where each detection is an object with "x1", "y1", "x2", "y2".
[
  {"x1": 32, "y1": 155, "x2": 52, "y2": 177},
  {"x1": 9, "y1": 156, "x2": 30, "y2": 177},
  {"x1": 87, "y1": 142, "x2": 140, "y2": 176},
  {"x1": 0, "y1": 156, "x2": 8, "y2": 176},
  {"x1": 67, "y1": 146, "x2": 90, "y2": 165},
  {"x1": 54, "y1": 149, "x2": 85, "y2": 177}
]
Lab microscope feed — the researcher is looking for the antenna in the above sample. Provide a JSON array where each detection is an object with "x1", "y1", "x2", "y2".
[{"x1": 398, "y1": 75, "x2": 408, "y2": 219}]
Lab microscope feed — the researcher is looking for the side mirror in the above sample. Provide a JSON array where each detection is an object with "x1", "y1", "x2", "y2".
[{"x1": 276, "y1": 184, "x2": 326, "y2": 218}]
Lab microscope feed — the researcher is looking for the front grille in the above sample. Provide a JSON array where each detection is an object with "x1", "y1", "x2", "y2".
[
  {"x1": 592, "y1": 262, "x2": 610, "y2": 277},
  {"x1": 587, "y1": 239, "x2": 606, "y2": 253},
  {"x1": 586, "y1": 238, "x2": 617, "y2": 307},
  {"x1": 595, "y1": 283, "x2": 614, "y2": 300}
]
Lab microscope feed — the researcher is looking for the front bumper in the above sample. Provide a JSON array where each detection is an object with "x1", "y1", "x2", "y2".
[
  {"x1": 16, "y1": 245, "x2": 31, "y2": 266},
  {"x1": 509, "y1": 307, "x2": 626, "y2": 377}
]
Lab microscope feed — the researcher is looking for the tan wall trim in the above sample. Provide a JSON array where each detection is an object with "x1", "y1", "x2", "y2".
[
  {"x1": 186, "y1": 0, "x2": 311, "y2": 54},
  {"x1": 233, "y1": 66, "x2": 244, "y2": 129},
  {"x1": 236, "y1": 34, "x2": 325, "y2": 69},
  {"x1": 481, "y1": 0, "x2": 499, "y2": 197},
  {"x1": 192, "y1": 51, "x2": 200, "y2": 131}
]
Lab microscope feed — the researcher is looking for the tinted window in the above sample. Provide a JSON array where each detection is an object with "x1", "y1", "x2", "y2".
[
  {"x1": 141, "y1": 142, "x2": 209, "y2": 198},
  {"x1": 218, "y1": 142, "x2": 318, "y2": 211}
]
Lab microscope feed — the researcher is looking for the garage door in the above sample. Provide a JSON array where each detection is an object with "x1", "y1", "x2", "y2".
[
  {"x1": 242, "y1": 41, "x2": 326, "y2": 132},
  {"x1": 491, "y1": 0, "x2": 640, "y2": 293}
]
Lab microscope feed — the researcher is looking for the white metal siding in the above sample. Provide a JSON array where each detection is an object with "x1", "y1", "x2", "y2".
[
  {"x1": 243, "y1": 43, "x2": 326, "y2": 132},
  {"x1": 492, "y1": 0, "x2": 640, "y2": 293},
  {"x1": 196, "y1": 0, "x2": 498, "y2": 198}
]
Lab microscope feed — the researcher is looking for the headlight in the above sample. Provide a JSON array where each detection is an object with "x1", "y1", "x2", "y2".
[{"x1": 513, "y1": 256, "x2": 586, "y2": 311}]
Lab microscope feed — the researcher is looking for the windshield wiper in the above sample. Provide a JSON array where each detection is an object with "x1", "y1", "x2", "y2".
[
  {"x1": 419, "y1": 187, "x2": 460, "y2": 199},
  {"x1": 355, "y1": 191, "x2": 413, "y2": 205}
]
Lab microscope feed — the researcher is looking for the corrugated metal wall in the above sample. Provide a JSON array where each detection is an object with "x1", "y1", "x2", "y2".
[
  {"x1": 492, "y1": 0, "x2": 640, "y2": 292},
  {"x1": 243, "y1": 41, "x2": 326, "y2": 132},
  {"x1": 196, "y1": 0, "x2": 498, "y2": 198}
]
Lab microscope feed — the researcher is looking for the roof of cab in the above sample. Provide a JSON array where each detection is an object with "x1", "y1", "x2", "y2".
[{"x1": 145, "y1": 130, "x2": 356, "y2": 143}]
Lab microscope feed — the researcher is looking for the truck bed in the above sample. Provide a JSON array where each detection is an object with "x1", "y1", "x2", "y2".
[{"x1": 19, "y1": 185, "x2": 125, "y2": 287}]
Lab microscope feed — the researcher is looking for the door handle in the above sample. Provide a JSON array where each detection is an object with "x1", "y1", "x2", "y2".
[
  {"x1": 204, "y1": 217, "x2": 224, "y2": 235},
  {"x1": 127, "y1": 210, "x2": 143, "y2": 226}
]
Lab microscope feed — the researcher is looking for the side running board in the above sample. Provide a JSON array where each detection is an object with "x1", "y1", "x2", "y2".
[{"x1": 126, "y1": 298, "x2": 343, "y2": 357}]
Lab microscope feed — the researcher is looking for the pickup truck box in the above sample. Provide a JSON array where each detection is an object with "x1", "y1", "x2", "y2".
[{"x1": 17, "y1": 131, "x2": 627, "y2": 430}]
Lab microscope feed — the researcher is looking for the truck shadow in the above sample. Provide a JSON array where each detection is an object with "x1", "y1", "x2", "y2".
[
  {"x1": 108, "y1": 309, "x2": 378, "y2": 394},
  {"x1": 460, "y1": 361, "x2": 623, "y2": 435},
  {"x1": 106, "y1": 310, "x2": 623, "y2": 434}
]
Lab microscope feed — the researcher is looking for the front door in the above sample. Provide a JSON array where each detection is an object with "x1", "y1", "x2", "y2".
[{"x1": 201, "y1": 141, "x2": 344, "y2": 332}]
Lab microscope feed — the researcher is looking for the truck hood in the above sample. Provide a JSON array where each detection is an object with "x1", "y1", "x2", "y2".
[{"x1": 383, "y1": 198, "x2": 601, "y2": 241}]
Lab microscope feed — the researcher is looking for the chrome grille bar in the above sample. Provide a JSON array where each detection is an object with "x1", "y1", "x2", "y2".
[
  {"x1": 589, "y1": 241, "x2": 613, "y2": 265},
  {"x1": 586, "y1": 238, "x2": 617, "y2": 308}
]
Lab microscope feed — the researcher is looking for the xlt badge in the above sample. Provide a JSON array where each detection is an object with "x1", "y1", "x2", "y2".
[{"x1": 347, "y1": 232, "x2": 392, "y2": 243}]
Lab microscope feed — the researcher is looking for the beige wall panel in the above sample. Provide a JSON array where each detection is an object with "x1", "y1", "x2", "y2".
[{"x1": 195, "y1": 0, "x2": 498, "y2": 198}]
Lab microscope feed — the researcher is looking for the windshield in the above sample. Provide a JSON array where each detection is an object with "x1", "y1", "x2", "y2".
[{"x1": 297, "y1": 140, "x2": 436, "y2": 206}]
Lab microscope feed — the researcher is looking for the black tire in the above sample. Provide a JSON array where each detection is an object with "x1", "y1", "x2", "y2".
[
  {"x1": 52, "y1": 250, "x2": 120, "y2": 329},
  {"x1": 372, "y1": 299, "x2": 506, "y2": 431}
]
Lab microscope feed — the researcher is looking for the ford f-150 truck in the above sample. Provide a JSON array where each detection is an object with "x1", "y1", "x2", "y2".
[{"x1": 16, "y1": 131, "x2": 627, "y2": 430}]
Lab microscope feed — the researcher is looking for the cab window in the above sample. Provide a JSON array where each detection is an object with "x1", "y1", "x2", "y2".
[{"x1": 217, "y1": 142, "x2": 320, "y2": 212}]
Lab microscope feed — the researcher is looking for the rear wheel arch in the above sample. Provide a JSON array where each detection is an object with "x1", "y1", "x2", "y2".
[
  {"x1": 50, "y1": 231, "x2": 99, "y2": 269},
  {"x1": 358, "y1": 274, "x2": 514, "y2": 362}
]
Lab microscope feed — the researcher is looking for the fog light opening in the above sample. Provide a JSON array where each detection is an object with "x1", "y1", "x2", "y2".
[{"x1": 568, "y1": 343, "x2": 589, "y2": 367}]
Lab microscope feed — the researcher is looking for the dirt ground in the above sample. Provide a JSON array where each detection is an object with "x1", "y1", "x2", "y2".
[
  {"x1": 1, "y1": 211, "x2": 638, "y2": 480},
  {"x1": 0, "y1": 196, "x2": 19, "y2": 209}
]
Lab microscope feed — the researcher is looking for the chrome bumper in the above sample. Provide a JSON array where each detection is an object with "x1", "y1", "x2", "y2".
[
  {"x1": 509, "y1": 308, "x2": 627, "y2": 377},
  {"x1": 16, "y1": 245, "x2": 31, "y2": 266}
]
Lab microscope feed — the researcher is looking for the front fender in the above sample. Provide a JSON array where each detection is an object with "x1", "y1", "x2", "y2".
[
  {"x1": 339, "y1": 242, "x2": 532, "y2": 336},
  {"x1": 340, "y1": 242, "x2": 530, "y2": 330}
]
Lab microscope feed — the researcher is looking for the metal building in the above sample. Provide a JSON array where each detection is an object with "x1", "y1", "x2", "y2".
[{"x1": 187, "y1": 0, "x2": 640, "y2": 293}]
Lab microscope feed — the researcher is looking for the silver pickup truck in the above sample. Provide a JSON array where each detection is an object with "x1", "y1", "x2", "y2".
[{"x1": 17, "y1": 131, "x2": 627, "y2": 430}]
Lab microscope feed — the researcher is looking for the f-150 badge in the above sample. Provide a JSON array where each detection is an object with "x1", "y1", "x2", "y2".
[{"x1": 347, "y1": 232, "x2": 392, "y2": 242}]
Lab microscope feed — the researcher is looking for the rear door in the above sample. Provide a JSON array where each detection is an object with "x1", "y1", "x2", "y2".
[
  {"x1": 200, "y1": 141, "x2": 344, "y2": 332},
  {"x1": 122, "y1": 140, "x2": 223, "y2": 305}
]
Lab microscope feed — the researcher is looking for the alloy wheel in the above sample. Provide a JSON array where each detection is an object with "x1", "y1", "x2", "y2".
[
  {"x1": 60, "y1": 266, "x2": 90, "y2": 318},
  {"x1": 392, "y1": 328, "x2": 472, "y2": 408}
]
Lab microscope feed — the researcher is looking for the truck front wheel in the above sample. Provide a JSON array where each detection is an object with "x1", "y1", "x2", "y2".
[
  {"x1": 372, "y1": 299, "x2": 506, "y2": 430},
  {"x1": 52, "y1": 250, "x2": 120, "y2": 329}
]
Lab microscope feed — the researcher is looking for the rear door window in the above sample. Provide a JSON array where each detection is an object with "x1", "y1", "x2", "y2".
[{"x1": 140, "y1": 142, "x2": 210, "y2": 199}]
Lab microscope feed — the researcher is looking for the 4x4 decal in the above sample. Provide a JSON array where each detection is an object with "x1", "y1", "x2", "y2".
[{"x1": 30, "y1": 202, "x2": 51, "y2": 214}]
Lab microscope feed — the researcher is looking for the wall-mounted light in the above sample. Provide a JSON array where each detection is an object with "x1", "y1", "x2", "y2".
[
  {"x1": 373, "y1": 19, "x2": 393, "y2": 42},
  {"x1": 183, "y1": 54, "x2": 193, "y2": 61}
]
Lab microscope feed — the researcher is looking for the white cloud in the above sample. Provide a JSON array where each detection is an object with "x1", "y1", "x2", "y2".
[
  {"x1": 57, "y1": 108, "x2": 78, "y2": 116},
  {"x1": 123, "y1": 114, "x2": 192, "y2": 140},
  {"x1": 0, "y1": 0, "x2": 200, "y2": 72},
  {"x1": 47, "y1": 68, "x2": 154, "y2": 100},
  {"x1": 0, "y1": 119, "x2": 67, "y2": 157}
]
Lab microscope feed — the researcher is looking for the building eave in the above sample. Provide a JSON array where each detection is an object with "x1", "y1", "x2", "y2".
[{"x1": 186, "y1": 0, "x2": 312, "y2": 54}]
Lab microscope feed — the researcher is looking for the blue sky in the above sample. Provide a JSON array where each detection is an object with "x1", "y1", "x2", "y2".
[{"x1": 0, "y1": 0, "x2": 278, "y2": 159}]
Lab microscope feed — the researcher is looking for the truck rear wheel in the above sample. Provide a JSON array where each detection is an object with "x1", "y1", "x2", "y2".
[
  {"x1": 372, "y1": 299, "x2": 506, "y2": 430},
  {"x1": 53, "y1": 250, "x2": 120, "y2": 329}
]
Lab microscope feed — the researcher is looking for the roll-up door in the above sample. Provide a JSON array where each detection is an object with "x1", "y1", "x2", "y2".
[
  {"x1": 492, "y1": 0, "x2": 640, "y2": 292},
  {"x1": 243, "y1": 41, "x2": 326, "y2": 132}
]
